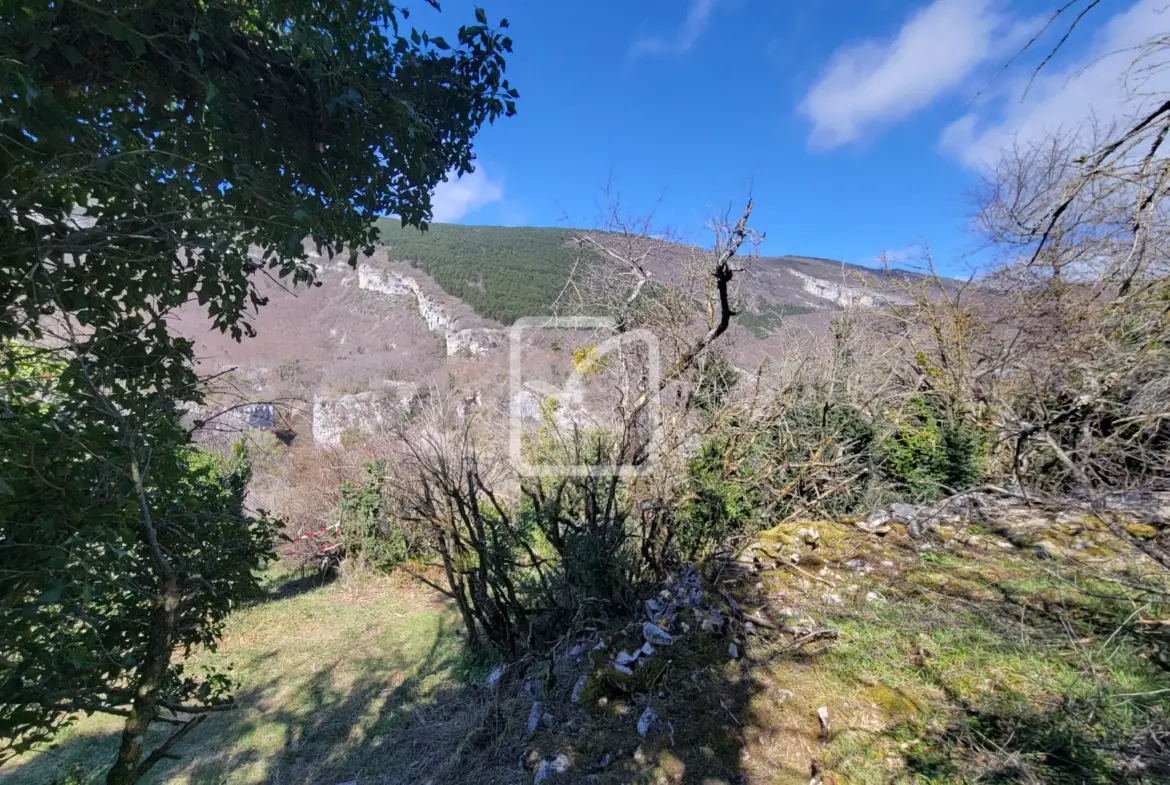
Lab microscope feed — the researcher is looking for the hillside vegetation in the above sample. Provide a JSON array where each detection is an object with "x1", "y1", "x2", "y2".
[
  {"x1": 373, "y1": 220, "x2": 819, "y2": 332},
  {"x1": 375, "y1": 221, "x2": 577, "y2": 323}
]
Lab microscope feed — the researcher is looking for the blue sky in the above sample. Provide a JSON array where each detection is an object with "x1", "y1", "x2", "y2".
[{"x1": 419, "y1": 0, "x2": 1167, "y2": 275}]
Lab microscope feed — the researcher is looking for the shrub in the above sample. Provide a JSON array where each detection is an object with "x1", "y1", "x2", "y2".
[
  {"x1": 693, "y1": 352, "x2": 740, "y2": 414},
  {"x1": 877, "y1": 396, "x2": 985, "y2": 502},
  {"x1": 674, "y1": 403, "x2": 877, "y2": 557},
  {"x1": 674, "y1": 439, "x2": 755, "y2": 559},
  {"x1": 338, "y1": 461, "x2": 429, "y2": 572}
]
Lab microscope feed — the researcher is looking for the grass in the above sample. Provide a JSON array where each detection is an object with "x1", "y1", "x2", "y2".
[
  {"x1": 6, "y1": 519, "x2": 1170, "y2": 784},
  {"x1": 2, "y1": 568, "x2": 491, "y2": 785},
  {"x1": 764, "y1": 522, "x2": 1170, "y2": 784}
]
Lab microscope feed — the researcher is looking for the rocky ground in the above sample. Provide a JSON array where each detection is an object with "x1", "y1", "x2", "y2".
[
  {"x1": 7, "y1": 492, "x2": 1169, "y2": 785},
  {"x1": 501, "y1": 490, "x2": 1170, "y2": 784}
]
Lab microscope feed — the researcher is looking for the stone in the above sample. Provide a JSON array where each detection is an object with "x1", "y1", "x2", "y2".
[
  {"x1": 1034, "y1": 540, "x2": 1061, "y2": 559},
  {"x1": 534, "y1": 754, "x2": 570, "y2": 784},
  {"x1": 571, "y1": 675, "x2": 588, "y2": 703},
  {"x1": 641, "y1": 642, "x2": 654, "y2": 657},
  {"x1": 357, "y1": 265, "x2": 452, "y2": 331},
  {"x1": 907, "y1": 519, "x2": 925, "y2": 539},
  {"x1": 485, "y1": 664, "x2": 507, "y2": 688},
  {"x1": 312, "y1": 390, "x2": 413, "y2": 447},
  {"x1": 797, "y1": 526, "x2": 821, "y2": 544},
  {"x1": 889, "y1": 503, "x2": 919, "y2": 523},
  {"x1": 856, "y1": 511, "x2": 892, "y2": 534},
  {"x1": 698, "y1": 608, "x2": 725, "y2": 633},
  {"x1": 643, "y1": 622, "x2": 674, "y2": 646},
  {"x1": 728, "y1": 642, "x2": 739, "y2": 659},
  {"x1": 542, "y1": 712, "x2": 555, "y2": 729},
  {"x1": 817, "y1": 705, "x2": 832, "y2": 737},
  {"x1": 616, "y1": 650, "x2": 639, "y2": 665},
  {"x1": 637, "y1": 707, "x2": 658, "y2": 737},
  {"x1": 527, "y1": 702, "x2": 543, "y2": 735},
  {"x1": 445, "y1": 328, "x2": 505, "y2": 358},
  {"x1": 866, "y1": 591, "x2": 882, "y2": 603},
  {"x1": 776, "y1": 689, "x2": 795, "y2": 703},
  {"x1": 822, "y1": 593, "x2": 844, "y2": 606},
  {"x1": 612, "y1": 663, "x2": 633, "y2": 676}
]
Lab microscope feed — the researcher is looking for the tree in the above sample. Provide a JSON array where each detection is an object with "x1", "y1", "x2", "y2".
[
  {"x1": 0, "y1": 1, "x2": 517, "y2": 780},
  {"x1": 0, "y1": 352, "x2": 277, "y2": 776}
]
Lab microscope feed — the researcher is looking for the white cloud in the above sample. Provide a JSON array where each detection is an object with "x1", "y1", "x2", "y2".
[
  {"x1": 800, "y1": 0, "x2": 1011, "y2": 148},
  {"x1": 430, "y1": 166, "x2": 504, "y2": 223},
  {"x1": 941, "y1": 0, "x2": 1170, "y2": 169},
  {"x1": 864, "y1": 244, "x2": 927, "y2": 266},
  {"x1": 630, "y1": 0, "x2": 719, "y2": 58}
]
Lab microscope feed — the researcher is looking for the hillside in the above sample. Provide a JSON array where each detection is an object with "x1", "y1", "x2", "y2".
[
  {"x1": 374, "y1": 221, "x2": 578, "y2": 324},
  {"x1": 169, "y1": 222, "x2": 933, "y2": 452},
  {"x1": 373, "y1": 220, "x2": 918, "y2": 327}
]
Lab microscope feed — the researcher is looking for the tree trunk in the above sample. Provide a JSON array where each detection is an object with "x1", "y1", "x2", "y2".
[{"x1": 105, "y1": 575, "x2": 181, "y2": 785}]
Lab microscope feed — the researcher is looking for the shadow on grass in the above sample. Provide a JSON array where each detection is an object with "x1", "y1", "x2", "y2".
[
  {"x1": 263, "y1": 567, "x2": 338, "y2": 602},
  {"x1": 26, "y1": 538, "x2": 1167, "y2": 785},
  {"x1": 900, "y1": 700, "x2": 1170, "y2": 785},
  {"x1": 5, "y1": 591, "x2": 786, "y2": 785},
  {"x1": 829, "y1": 546, "x2": 1170, "y2": 785}
]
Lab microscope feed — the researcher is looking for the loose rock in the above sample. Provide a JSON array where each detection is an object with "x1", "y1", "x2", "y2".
[
  {"x1": 533, "y1": 754, "x2": 570, "y2": 784},
  {"x1": 527, "y1": 702, "x2": 543, "y2": 735},
  {"x1": 856, "y1": 511, "x2": 892, "y2": 534},
  {"x1": 1034, "y1": 540, "x2": 1061, "y2": 559},
  {"x1": 637, "y1": 707, "x2": 658, "y2": 737},
  {"x1": 642, "y1": 622, "x2": 674, "y2": 646},
  {"x1": 889, "y1": 503, "x2": 919, "y2": 523},
  {"x1": 571, "y1": 675, "x2": 588, "y2": 703},
  {"x1": 485, "y1": 664, "x2": 507, "y2": 689}
]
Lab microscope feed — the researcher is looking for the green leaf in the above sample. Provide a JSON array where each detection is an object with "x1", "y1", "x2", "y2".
[
  {"x1": 475, "y1": 7, "x2": 488, "y2": 24},
  {"x1": 37, "y1": 583, "x2": 63, "y2": 605}
]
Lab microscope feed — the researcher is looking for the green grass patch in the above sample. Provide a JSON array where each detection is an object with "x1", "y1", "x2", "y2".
[{"x1": 3, "y1": 572, "x2": 480, "y2": 785}]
